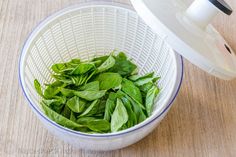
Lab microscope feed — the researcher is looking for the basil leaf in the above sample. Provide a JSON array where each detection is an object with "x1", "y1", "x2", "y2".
[
  {"x1": 121, "y1": 97, "x2": 137, "y2": 127},
  {"x1": 71, "y1": 75, "x2": 88, "y2": 86},
  {"x1": 96, "y1": 99, "x2": 106, "y2": 115},
  {"x1": 51, "y1": 63, "x2": 74, "y2": 74},
  {"x1": 109, "y1": 52, "x2": 137, "y2": 76},
  {"x1": 111, "y1": 98, "x2": 128, "y2": 132},
  {"x1": 145, "y1": 86, "x2": 160, "y2": 116},
  {"x1": 44, "y1": 80, "x2": 64, "y2": 87},
  {"x1": 125, "y1": 94, "x2": 147, "y2": 123},
  {"x1": 129, "y1": 72, "x2": 154, "y2": 81},
  {"x1": 104, "y1": 92, "x2": 117, "y2": 121},
  {"x1": 79, "y1": 81, "x2": 99, "y2": 91},
  {"x1": 92, "y1": 55, "x2": 109, "y2": 62},
  {"x1": 44, "y1": 86, "x2": 61, "y2": 99},
  {"x1": 134, "y1": 77, "x2": 156, "y2": 86},
  {"x1": 34, "y1": 79, "x2": 44, "y2": 98},
  {"x1": 74, "y1": 90, "x2": 106, "y2": 101},
  {"x1": 92, "y1": 55, "x2": 109, "y2": 67},
  {"x1": 41, "y1": 96, "x2": 65, "y2": 113},
  {"x1": 139, "y1": 82, "x2": 154, "y2": 94},
  {"x1": 41, "y1": 102, "x2": 85, "y2": 130},
  {"x1": 68, "y1": 59, "x2": 81, "y2": 65},
  {"x1": 70, "y1": 63, "x2": 94, "y2": 75},
  {"x1": 41, "y1": 99, "x2": 57, "y2": 106},
  {"x1": 51, "y1": 59, "x2": 81, "y2": 74},
  {"x1": 67, "y1": 96, "x2": 86, "y2": 113},
  {"x1": 121, "y1": 78, "x2": 144, "y2": 109},
  {"x1": 60, "y1": 88, "x2": 75, "y2": 97},
  {"x1": 52, "y1": 75, "x2": 73, "y2": 84},
  {"x1": 135, "y1": 77, "x2": 160, "y2": 87},
  {"x1": 84, "y1": 71, "x2": 96, "y2": 84},
  {"x1": 78, "y1": 100, "x2": 100, "y2": 117},
  {"x1": 70, "y1": 112, "x2": 77, "y2": 122},
  {"x1": 97, "y1": 73, "x2": 122, "y2": 90},
  {"x1": 61, "y1": 104, "x2": 71, "y2": 119},
  {"x1": 97, "y1": 55, "x2": 115, "y2": 73},
  {"x1": 77, "y1": 117, "x2": 110, "y2": 132},
  {"x1": 51, "y1": 63, "x2": 66, "y2": 73},
  {"x1": 48, "y1": 96, "x2": 66, "y2": 113},
  {"x1": 86, "y1": 119, "x2": 110, "y2": 132}
]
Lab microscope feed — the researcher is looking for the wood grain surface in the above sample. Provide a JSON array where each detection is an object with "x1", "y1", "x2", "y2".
[{"x1": 0, "y1": 0, "x2": 236, "y2": 156}]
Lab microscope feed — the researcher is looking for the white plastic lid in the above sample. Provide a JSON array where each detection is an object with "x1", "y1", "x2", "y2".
[{"x1": 131, "y1": 0, "x2": 236, "y2": 80}]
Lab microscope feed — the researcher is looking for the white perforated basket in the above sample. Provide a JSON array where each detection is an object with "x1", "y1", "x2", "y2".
[{"x1": 19, "y1": 1, "x2": 183, "y2": 150}]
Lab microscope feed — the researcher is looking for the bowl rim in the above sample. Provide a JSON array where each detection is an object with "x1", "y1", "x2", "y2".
[{"x1": 19, "y1": 1, "x2": 184, "y2": 138}]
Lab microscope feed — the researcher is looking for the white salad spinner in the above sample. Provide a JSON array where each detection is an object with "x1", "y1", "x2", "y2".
[
  {"x1": 131, "y1": 0, "x2": 236, "y2": 80},
  {"x1": 19, "y1": 0, "x2": 235, "y2": 151}
]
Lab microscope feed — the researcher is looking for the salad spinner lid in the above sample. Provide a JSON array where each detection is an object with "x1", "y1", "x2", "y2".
[{"x1": 131, "y1": 0, "x2": 236, "y2": 80}]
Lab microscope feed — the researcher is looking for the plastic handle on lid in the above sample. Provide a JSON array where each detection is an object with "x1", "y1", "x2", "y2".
[{"x1": 186, "y1": 0, "x2": 233, "y2": 28}]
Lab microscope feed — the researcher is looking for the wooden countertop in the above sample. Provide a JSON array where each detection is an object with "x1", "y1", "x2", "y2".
[{"x1": 0, "y1": 0, "x2": 235, "y2": 156}]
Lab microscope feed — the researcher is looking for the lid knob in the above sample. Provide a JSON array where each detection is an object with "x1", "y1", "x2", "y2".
[{"x1": 186, "y1": 0, "x2": 233, "y2": 28}]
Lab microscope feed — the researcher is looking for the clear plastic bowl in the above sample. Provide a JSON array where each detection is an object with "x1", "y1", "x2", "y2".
[{"x1": 19, "y1": 1, "x2": 183, "y2": 151}]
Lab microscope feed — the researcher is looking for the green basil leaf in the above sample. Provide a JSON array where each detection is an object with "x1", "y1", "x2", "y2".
[
  {"x1": 129, "y1": 72, "x2": 154, "y2": 81},
  {"x1": 68, "y1": 59, "x2": 81, "y2": 65},
  {"x1": 121, "y1": 78, "x2": 144, "y2": 109},
  {"x1": 61, "y1": 104, "x2": 71, "y2": 119},
  {"x1": 96, "y1": 55, "x2": 115, "y2": 73},
  {"x1": 41, "y1": 99, "x2": 57, "y2": 106},
  {"x1": 153, "y1": 77, "x2": 161, "y2": 83},
  {"x1": 34, "y1": 79, "x2": 44, "y2": 98},
  {"x1": 84, "y1": 70, "x2": 96, "y2": 84},
  {"x1": 74, "y1": 90, "x2": 106, "y2": 101},
  {"x1": 111, "y1": 98, "x2": 128, "y2": 132},
  {"x1": 44, "y1": 86, "x2": 61, "y2": 99},
  {"x1": 124, "y1": 94, "x2": 147, "y2": 123},
  {"x1": 43, "y1": 96, "x2": 66, "y2": 113},
  {"x1": 134, "y1": 78, "x2": 156, "y2": 86},
  {"x1": 121, "y1": 97, "x2": 137, "y2": 127},
  {"x1": 60, "y1": 88, "x2": 75, "y2": 97},
  {"x1": 44, "y1": 80, "x2": 64, "y2": 87},
  {"x1": 78, "y1": 100, "x2": 100, "y2": 117},
  {"x1": 70, "y1": 63, "x2": 94, "y2": 75},
  {"x1": 70, "y1": 112, "x2": 77, "y2": 122},
  {"x1": 52, "y1": 75, "x2": 73, "y2": 84},
  {"x1": 51, "y1": 63, "x2": 69, "y2": 73},
  {"x1": 77, "y1": 117, "x2": 94, "y2": 124},
  {"x1": 67, "y1": 96, "x2": 86, "y2": 113},
  {"x1": 53, "y1": 96, "x2": 67, "y2": 104},
  {"x1": 139, "y1": 82, "x2": 154, "y2": 94},
  {"x1": 145, "y1": 86, "x2": 160, "y2": 116},
  {"x1": 97, "y1": 73, "x2": 122, "y2": 90},
  {"x1": 91, "y1": 60, "x2": 102, "y2": 67},
  {"x1": 92, "y1": 55, "x2": 109, "y2": 62},
  {"x1": 79, "y1": 81, "x2": 99, "y2": 91},
  {"x1": 92, "y1": 55, "x2": 109, "y2": 67},
  {"x1": 51, "y1": 60, "x2": 81, "y2": 74},
  {"x1": 77, "y1": 117, "x2": 110, "y2": 132},
  {"x1": 71, "y1": 75, "x2": 88, "y2": 86},
  {"x1": 96, "y1": 99, "x2": 106, "y2": 115},
  {"x1": 109, "y1": 52, "x2": 137, "y2": 76},
  {"x1": 135, "y1": 77, "x2": 160, "y2": 86},
  {"x1": 120, "y1": 124, "x2": 128, "y2": 131},
  {"x1": 104, "y1": 92, "x2": 117, "y2": 121},
  {"x1": 41, "y1": 102, "x2": 85, "y2": 130}
]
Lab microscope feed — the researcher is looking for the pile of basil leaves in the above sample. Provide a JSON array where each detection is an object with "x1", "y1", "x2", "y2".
[{"x1": 34, "y1": 52, "x2": 160, "y2": 134}]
